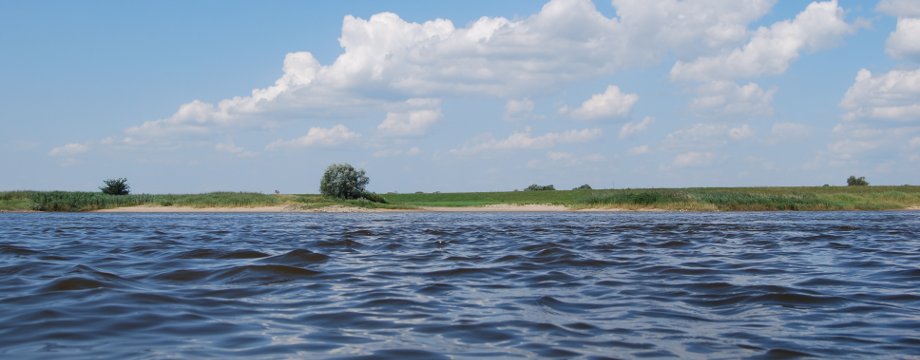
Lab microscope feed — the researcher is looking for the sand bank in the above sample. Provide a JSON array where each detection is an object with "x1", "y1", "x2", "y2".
[{"x1": 93, "y1": 204, "x2": 581, "y2": 213}]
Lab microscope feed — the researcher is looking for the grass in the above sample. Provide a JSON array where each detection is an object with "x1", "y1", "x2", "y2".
[
  {"x1": 383, "y1": 186, "x2": 920, "y2": 211},
  {"x1": 2, "y1": 186, "x2": 919, "y2": 212},
  {"x1": 0, "y1": 191, "x2": 284, "y2": 212}
]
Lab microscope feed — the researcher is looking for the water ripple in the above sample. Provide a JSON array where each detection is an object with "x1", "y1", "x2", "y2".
[{"x1": 1, "y1": 211, "x2": 919, "y2": 358}]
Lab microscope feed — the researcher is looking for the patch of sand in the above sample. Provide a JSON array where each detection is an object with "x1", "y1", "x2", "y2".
[
  {"x1": 418, "y1": 204, "x2": 570, "y2": 212},
  {"x1": 93, "y1": 205, "x2": 299, "y2": 213},
  {"x1": 92, "y1": 204, "x2": 589, "y2": 213}
]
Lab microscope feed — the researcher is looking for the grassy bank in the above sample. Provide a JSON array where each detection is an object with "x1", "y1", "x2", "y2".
[
  {"x1": 2, "y1": 186, "x2": 919, "y2": 212},
  {"x1": 0, "y1": 191, "x2": 406, "y2": 212},
  {"x1": 384, "y1": 186, "x2": 920, "y2": 211}
]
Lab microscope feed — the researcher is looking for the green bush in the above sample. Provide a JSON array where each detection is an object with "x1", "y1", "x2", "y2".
[
  {"x1": 319, "y1": 163, "x2": 385, "y2": 203},
  {"x1": 847, "y1": 176, "x2": 869, "y2": 186},
  {"x1": 525, "y1": 184, "x2": 555, "y2": 191},
  {"x1": 100, "y1": 178, "x2": 130, "y2": 195}
]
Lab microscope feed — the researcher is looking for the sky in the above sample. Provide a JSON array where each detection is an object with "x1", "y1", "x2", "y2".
[{"x1": 2, "y1": 0, "x2": 919, "y2": 194}]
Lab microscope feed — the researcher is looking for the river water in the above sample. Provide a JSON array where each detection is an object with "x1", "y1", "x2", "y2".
[{"x1": 0, "y1": 212, "x2": 918, "y2": 359}]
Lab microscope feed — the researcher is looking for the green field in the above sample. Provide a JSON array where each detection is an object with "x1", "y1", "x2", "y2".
[
  {"x1": 383, "y1": 186, "x2": 920, "y2": 211},
  {"x1": 2, "y1": 186, "x2": 919, "y2": 212}
]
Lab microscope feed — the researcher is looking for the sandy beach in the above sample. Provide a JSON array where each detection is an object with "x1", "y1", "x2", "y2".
[{"x1": 92, "y1": 204, "x2": 580, "y2": 213}]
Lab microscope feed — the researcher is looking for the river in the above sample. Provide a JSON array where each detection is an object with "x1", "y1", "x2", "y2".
[{"x1": 1, "y1": 212, "x2": 918, "y2": 359}]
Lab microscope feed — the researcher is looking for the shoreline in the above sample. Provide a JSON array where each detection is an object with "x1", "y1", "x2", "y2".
[
  {"x1": 91, "y1": 204, "x2": 581, "y2": 213},
  {"x1": 84, "y1": 204, "x2": 920, "y2": 213},
  {"x1": 89, "y1": 204, "x2": 651, "y2": 213}
]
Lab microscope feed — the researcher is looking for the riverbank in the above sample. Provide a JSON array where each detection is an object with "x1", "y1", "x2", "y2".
[
  {"x1": 90, "y1": 204, "x2": 579, "y2": 213},
  {"x1": 3, "y1": 186, "x2": 920, "y2": 212}
]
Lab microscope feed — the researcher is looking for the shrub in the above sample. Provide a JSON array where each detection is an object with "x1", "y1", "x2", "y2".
[
  {"x1": 320, "y1": 164, "x2": 369, "y2": 199},
  {"x1": 319, "y1": 163, "x2": 385, "y2": 203},
  {"x1": 100, "y1": 178, "x2": 130, "y2": 195},
  {"x1": 573, "y1": 184, "x2": 592, "y2": 190},
  {"x1": 525, "y1": 184, "x2": 555, "y2": 191},
  {"x1": 847, "y1": 176, "x2": 869, "y2": 186}
]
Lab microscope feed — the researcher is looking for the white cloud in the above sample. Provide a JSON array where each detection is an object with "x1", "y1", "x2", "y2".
[
  {"x1": 628, "y1": 144, "x2": 650, "y2": 155},
  {"x1": 671, "y1": 1, "x2": 852, "y2": 82},
  {"x1": 48, "y1": 143, "x2": 89, "y2": 157},
  {"x1": 769, "y1": 122, "x2": 812, "y2": 142},
  {"x1": 451, "y1": 128, "x2": 602, "y2": 155},
  {"x1": 690, "y1": 81, "x2": 775, "y2": 116},
  {"x1": 563, "y1": 85, "x2": 638, "y2": 120},
  {"x1": 672, "y1": 151, "x2": 715, "y2": 168},
  {"x1": 215, "y1": 142, "x2": 256, "y2": 157},
  {"x1": 618, "y1": 116, "x2": 654, "y2": 139},
  {"x1": 77, "y1": 0, "x2": 780, "y2": 152},
  {"x1": 266, "y1": 125, "x2": 359, "y2": 150},
  {"x1": 377, "y1": 99, "x2": 442, "y2": 136},
  {"x1": 663, "y1": 123, "x2": 752, "y2": 150},
  {"x1": 504, "y1": 98, "x2": 536, "y2": 121},
  {"x1": 886, "y1": 18, "x2": 920, "y2": 60},
  {"x1": 841, "y1": 68, "x2": 920, "y2": 122},
  {"x1": 729, "y1": 124, "x2": 753, "y2": 140},
  {"x1": 611, "y1": 0, "x2": 776, "y2": 57},
  {"x1": 877, "y1": 0, "x2": 920, "y2": 17}
]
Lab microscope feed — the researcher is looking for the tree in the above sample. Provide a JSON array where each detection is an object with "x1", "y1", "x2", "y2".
[
  {"x1": 847, "y1": 176, "x2": 869, "y2": 186},
  {"x1": 100, "y1": 178, "x2": 130, "y2": 195},
  {"x1": 573, "y1": 184, "x2": 592, "y2": 190},
  {"x1": 525, "y1": 184, "x2": 555, "y2": 191},
  {"x1": 320, "y1": 163, "x2": 370, "y2": 200}
]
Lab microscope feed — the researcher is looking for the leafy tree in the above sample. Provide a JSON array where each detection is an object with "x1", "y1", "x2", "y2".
[
  {"x1": 320, "y1": 163, "x2": 380, "y2": 201},
  {"x1": 100, "y1": 178, "x2": 130, "y2": 195},
  {"x1": 846, "y1": 176, "x2": 869, "y2": 186},
  {"x1": 525, "y1": 184, "x2": 555, "y2": 191},
  {"x1": 573, "y1": 184, "x2": 592, "y2": 190}
]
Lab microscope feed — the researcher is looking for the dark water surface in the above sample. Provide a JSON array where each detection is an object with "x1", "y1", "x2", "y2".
[{"x1": 1, "y1": 212, "x2": 919, "y2": 359}]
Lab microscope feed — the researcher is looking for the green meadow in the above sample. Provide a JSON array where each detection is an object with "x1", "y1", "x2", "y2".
[{"x1": 2, "y1": 186, "x2": 919, "y2": 212}]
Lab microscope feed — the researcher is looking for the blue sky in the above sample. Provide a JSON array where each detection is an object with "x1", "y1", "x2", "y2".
[{"x1": 2, "y1": 0, "x2": 919, "y2": 194}]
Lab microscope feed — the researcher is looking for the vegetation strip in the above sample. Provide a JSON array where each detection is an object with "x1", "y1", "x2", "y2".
[{"x1": 2, "y1": 186, "x2": 919, "y2": 212}]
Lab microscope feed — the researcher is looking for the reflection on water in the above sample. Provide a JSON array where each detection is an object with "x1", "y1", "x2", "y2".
[{"x1": 1, "y1": 211, "x2": 919, "y2": 358}]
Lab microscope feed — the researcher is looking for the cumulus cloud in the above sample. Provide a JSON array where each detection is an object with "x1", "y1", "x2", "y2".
[
  {"x1": 377, "y1": 99, "x2": 443, "y2": 136},
  {"x1": 840, "y1": 68, "x2": 920, "y2": 122},
  {"x1": 563, "y1": 85, "x2": 638, "y2": 120},
  {"x1": 619, "y1": 116, "x2": 654, "y2": 139},
  {"x1": 57, "y1": 0, "x2": 794, "y2": 166},
  {"x1": 671, "y1": 1, "x2": 852, "y2": 82},
  {"x1": 886, "y1": 18, "x2": 920, "y2": 60},
  {"x1": 504, "y1": 98, "x2": 536, "y2": 121},
  {"x1": 266, "y1": 125, "x2": 359, "y2": 150},
  {"x1": 611, "y1": 0, "x2": 775, "y2": 58},
  {"x1": 49, "y1": 143, "x2": 89, "y2": 157},
  {"x1": 690, "y1": 81, "x2": 775, "y2": 116},
  {"x1": 672, "y1": 151, "x2": 715, "y2": 168},
  {"x1": 450, "y1": 128, "x2": 602, "y2": 155},
  {"x1": 110, "y1": 0, "x2": 780, "y2": 142},
  {"x1": 877, "y1": 0, "x2": 920, "y2": 17}
]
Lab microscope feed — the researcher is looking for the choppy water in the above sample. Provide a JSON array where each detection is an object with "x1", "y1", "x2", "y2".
[{"x1": 1, "y1": 212, "x2": 919, "y2": 359}]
